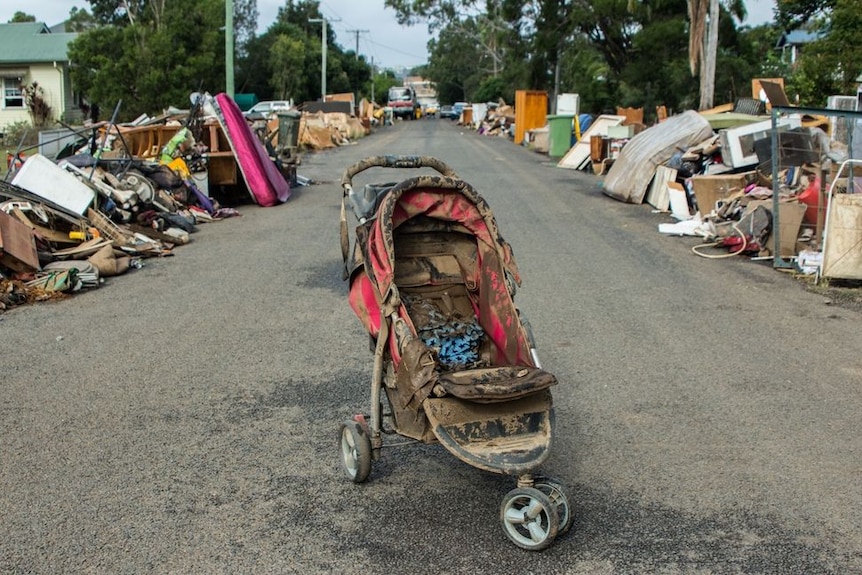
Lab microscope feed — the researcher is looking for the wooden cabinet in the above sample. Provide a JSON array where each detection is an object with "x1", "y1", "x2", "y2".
[{"x1": 114, "y1": 121, "x2": 237, "y2": 186}]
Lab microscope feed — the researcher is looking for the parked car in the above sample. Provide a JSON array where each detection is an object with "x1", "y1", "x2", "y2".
[
  {"x1": 439, "y1": 105, "x2": 458, "y2": 119},
  {"x1": 422, "y1": 100, "x2": 439, "y2": 117},
  {"x1": 243, "y1": 100, "x2": 293, "y2": 118}
]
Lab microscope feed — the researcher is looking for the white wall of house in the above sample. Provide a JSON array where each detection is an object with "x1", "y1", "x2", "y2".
[{"x1": 1, "y1": 63, "x2": 70, "y2": 134}]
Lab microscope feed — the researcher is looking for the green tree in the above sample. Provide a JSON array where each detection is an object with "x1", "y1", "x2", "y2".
[
  {"x1": 558, "y1": 37, "x2": 614, "y2": 113},
  {"x1": 619, "y1": 14, "x2": 694, "y2": 114},
  {"x1": 86, "y1": 0, "x2": 155, "y2": 26},
  {"x1": 67, "y1": 6, "x2": 97, "y2": 32},
  {"x1": 426, "y1": 18, "x2": 485, "y2": 103},
  {"x1": 237, "y1": 0, "x2": 371, "y2": 104},
  {"x1": 270, "y1": 34, "x2": 306, "y2": 100},
  {"x1": 776, "y1": 0, "x2": 833, "y2": 28},
  {"x1": 8, "y1": 11, "x2": 36, "y2": 22},
  {"x1": 389, "y1": 0, "x2": 765, "y2": 115},
  {"x1": 473, "y1": 76, "x2": 508, "y2": 103},
  {"x1": 69, "y1": 0, "x2": 225, "y2": 119},
  {"x1": 234, "y1": 0, "x2": 259, "y2": 57},
  {"x1": 778, "y1": 0, "x2": 862, "y2": 105}
]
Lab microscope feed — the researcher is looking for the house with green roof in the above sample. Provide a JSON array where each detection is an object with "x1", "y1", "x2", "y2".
[{"x1": 0, "y1": 22, "x2": 79, "y2": 134}]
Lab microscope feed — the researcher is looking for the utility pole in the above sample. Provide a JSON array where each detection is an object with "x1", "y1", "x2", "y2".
[
  {"x1": 345, "y1": 29, "x2": 369, "y2": 60},
  {"x1": 225, "y1": 0, "x2": 234, "y2": 97},
  {"x1": 309, "y1": 17, "x2": 341, "y2": 101}
]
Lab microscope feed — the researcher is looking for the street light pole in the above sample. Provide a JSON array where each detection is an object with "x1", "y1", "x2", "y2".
[{"x1": 309, "y1": 18, "x2": 327, "y2": 101}]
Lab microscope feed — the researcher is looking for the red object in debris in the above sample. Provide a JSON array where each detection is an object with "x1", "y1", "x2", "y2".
[
  {"x1": 721, "y1": 234, "x2": 761, "y2": 254},
  {"x1": 6, "y1": 152, "x2": 24, "y2": 171},
  {"x1": 798, "y1": 176, "x2": 821, "y2": 225}
]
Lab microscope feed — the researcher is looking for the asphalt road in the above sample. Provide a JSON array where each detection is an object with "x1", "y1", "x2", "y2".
[{"x1": 2, "y1": 118, "x2": 862, "y2": 574}]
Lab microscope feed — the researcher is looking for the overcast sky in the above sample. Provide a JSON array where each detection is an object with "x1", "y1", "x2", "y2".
[{"x1": 1, "y1": 0, "x2": 777, "y2": 70}]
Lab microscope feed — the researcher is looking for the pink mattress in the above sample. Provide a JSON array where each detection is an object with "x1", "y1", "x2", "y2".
[{"x1": 215, "y1": 93, "x2": 290, "y2": 206}]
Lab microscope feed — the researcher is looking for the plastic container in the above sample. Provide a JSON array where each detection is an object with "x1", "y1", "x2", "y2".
[{"x1": 547, "y1": 114, "x2": 575, "y2": 158}]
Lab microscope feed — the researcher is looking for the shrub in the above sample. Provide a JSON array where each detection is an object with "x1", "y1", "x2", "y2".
[
  {"x1": 1, "y1": 120, "x2": 37, "y2": 149},
  {"x1": 23, "y1": 82, "x2": 53, "y2": 129}
]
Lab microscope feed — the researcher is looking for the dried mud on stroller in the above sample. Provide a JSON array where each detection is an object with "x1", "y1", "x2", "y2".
[{"x1": 337, "y1": 155, "x2": 572, "y2": 550}]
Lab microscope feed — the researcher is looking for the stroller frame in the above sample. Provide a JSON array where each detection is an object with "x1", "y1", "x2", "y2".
[{"x1": 337, "y1": 156, "x2": 572, "y2": 550}]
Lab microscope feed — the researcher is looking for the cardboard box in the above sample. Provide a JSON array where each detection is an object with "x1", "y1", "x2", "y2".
[
  {"x1": 690, "y1": 172, "x2": 755, "y2": 215},
  {"x1": 0, "y1": 210, "x2": 40, "y2": 272},
  {"x1": 745, "y1": 200, "x2": 807, "y2": 257}
]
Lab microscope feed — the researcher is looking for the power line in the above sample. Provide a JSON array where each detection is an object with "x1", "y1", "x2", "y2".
[{"x1": 363, "y1": 37, "x2": 427, "y2": 62}]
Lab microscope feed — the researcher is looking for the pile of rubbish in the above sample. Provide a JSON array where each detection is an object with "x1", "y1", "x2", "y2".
[
  {"x1": 585, "y1": 103, "x2": 859, "y2": 279},
  {"x1": 0, "y1": 92, "x2": 263, "y2": 312},
  {"x1": 476, "y1": 103, "x2": 515, "y2": 137},
  {"x1": 0, "y1": 147, "x2": 241, "y2": 312},
  {"x1": 0, "y1": 90, "x2": 393, "y2": 313},
  {"x1": 452, "y1": 81, "x2": 860, "y2": 281}
]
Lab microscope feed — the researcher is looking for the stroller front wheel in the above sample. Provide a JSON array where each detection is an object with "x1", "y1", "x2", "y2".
[
  {"x1": 534, "y1": 477, "x2": 574, "y2": 535},
  {"x1": 500, "y1": 487, "x2": 559, "y2": 551},
  {"x1": 339, "y1": 419, "x2": 372, "y2": 483}
]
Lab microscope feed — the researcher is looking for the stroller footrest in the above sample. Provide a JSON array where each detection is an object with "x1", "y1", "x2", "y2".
[
  {"x1": 423, "y1": 391, "x2": 553, "y2": 475},
  {"x1": 436, "y1": 366, "x2": 556, "y2": 403}
]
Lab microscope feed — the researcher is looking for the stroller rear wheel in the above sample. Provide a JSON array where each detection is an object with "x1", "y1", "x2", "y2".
[
  {"x1": 339, "y1": 419, "x2": 372, "y2": 483},
  {"x1": 500, "y1": 487, "x2": 559, "y2": 551}
]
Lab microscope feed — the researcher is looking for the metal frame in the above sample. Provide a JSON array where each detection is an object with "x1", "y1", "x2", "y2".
[{"x1": 770, "y1": 105, "x2": 862, "y2": 269}]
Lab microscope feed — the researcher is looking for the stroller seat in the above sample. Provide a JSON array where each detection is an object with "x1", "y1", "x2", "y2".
[{"x1": 394, "y1": 226, "x2": 556, "y2": 403}]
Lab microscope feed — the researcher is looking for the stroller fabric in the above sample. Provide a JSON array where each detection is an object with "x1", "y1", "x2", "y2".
[{"x1": 347, "y1": 174, "x2": 533, "y2": 369}]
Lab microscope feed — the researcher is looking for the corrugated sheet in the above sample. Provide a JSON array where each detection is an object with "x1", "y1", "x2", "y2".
[{"x1": 0, "y1": 23, "x2": 77, "y2": 64}]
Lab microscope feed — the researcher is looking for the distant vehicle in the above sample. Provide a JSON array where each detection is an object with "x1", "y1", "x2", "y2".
[
  {"x1": 244, "y1": 100, "x2": 293, "y2": 118},
  {"x1": 419, "y1": 98, "x2": 439, "y2": 117},
  {"x1": 453, "y1": 102, "x2": 469, "y2": 118},
  {"x1": 387, "y1": 86, "x2": 420, "y2": 120},
  {"x1": 439, "y1": 105, "x2": 458, "y2": 119}
]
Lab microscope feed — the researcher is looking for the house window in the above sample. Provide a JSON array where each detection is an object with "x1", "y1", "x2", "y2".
[{"x1": 3, "y1": 78, "x2": 24, "y2": 109}]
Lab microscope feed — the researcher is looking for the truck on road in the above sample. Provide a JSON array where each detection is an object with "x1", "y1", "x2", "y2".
[{"x1": 387, "y1": 86, "x2": 420, "y2": 120}]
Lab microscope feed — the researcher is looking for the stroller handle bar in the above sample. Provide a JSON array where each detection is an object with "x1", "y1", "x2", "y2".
[{"x1": 340, "y1": 155, "x2": 459, "y2": 189}]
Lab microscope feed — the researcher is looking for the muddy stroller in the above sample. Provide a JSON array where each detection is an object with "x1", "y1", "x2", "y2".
[{"x1": 337, "y1": 156, "x2": 572, "y2": 550}]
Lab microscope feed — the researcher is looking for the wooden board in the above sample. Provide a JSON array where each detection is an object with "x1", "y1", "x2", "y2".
[
  {"x1": 557, "y1": 115, "x2": 625, "y2": 170},
  {"x1": 514, "y1": 90, "x2": 548, "y2": 145},
  {"x1": 0, "y1": 209, "x2": 40, "y2": 271},
  {"x1": 823, "y1": 193, "x2": 862, "y2": 279},
  {"x1": 646, "y1": 165, "x2": 678, "y2": 211}
]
